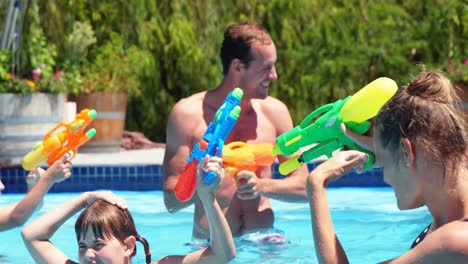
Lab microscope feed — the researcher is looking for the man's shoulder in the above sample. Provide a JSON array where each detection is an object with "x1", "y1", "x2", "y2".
[
  {"x1": 256, "y1": 96, "x2": 289, "y2": 113},
  {"x1": 167, "y1": 92, "x2": 207, "y2": 131},
  {"x1": 170, "y1": 92, "x2": 206, "y2": 116}
]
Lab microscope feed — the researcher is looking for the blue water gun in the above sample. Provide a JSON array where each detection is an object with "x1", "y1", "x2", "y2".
[{"x1": 174, "y1": 88, "x2": 243, "y2": 202}]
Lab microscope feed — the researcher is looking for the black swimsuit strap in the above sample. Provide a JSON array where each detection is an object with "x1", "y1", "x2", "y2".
[
  {"x1": 411, "y1": 220, "x2": 468, "y2": 249},
  {"x1": 410, "y1": 223, "x2": 431, "y2": 250}
]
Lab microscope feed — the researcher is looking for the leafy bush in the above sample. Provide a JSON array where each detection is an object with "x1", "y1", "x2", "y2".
[
  {"x1": 72, "y1": 33, "x2": 152, "y2": 96},
  {"x1": 1, "y1": 0, "x2": 465, "y2": 141}
]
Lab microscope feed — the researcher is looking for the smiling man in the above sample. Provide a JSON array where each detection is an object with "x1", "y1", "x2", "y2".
[{"x1": 163, "y1": 22, "x2": 308, "y2": 243}]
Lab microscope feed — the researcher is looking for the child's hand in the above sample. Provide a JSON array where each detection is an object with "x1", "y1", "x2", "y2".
[
  {"x1": 84, "y1": 191, "x2": 128, "y2": 210},
  {"x1": 196, "y1": 155, "x2": 224, "y2": 199},
  {"x1": 44, "y1": 154, "x2": 72, "y2": 184},
  {"x1": 26, "y1": 167, "x2": 45, "y2": 191},
  {"x1": 26, "y1": 167, "x2": 46, "y2": 211}
]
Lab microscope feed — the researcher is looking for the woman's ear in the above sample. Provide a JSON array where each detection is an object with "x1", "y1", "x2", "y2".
[
  {"x1": 123, "y1": 236, "x2": 137, "y2": 257},
  {"x1": 400, "y1": 138, "x2": 415, "y2": 168}
]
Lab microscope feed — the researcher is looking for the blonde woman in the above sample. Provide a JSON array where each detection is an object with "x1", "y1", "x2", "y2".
[{"x1": 307, "y1": 70, "x2": 467, "y2": 263}]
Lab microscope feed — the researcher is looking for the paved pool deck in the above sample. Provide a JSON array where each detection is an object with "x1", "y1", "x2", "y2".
[{"x1": 71, "y1": 147, "x2": 166, "y2": 166}]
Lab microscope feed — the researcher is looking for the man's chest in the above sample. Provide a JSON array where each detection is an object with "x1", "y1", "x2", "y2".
[{"x1": 192, "y1": 109, "x2": 277, "y2": 148}]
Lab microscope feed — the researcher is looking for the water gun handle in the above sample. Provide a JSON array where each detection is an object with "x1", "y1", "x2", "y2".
[
  {"x1": 203, "y1": 171, "x2": 218, "y2": 185},
  {"x1": 278, "y1": 139, "x2": 342, "y2": 175},
  {"x1": 174, "y1": 160, "x2": 198, "y2": 202},
  {"x1": 345, "y1": 141, "x2": 376, "y2": 171},
  {"x1": 174, "y1": 158, "x2": 219, "y2": 201}
]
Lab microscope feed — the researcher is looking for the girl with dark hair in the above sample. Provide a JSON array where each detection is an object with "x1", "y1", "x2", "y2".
[{"x1": 22, "y1": 156, "x2": 236, "y2": 264}]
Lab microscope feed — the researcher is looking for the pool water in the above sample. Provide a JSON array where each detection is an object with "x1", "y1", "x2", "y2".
[{"x1": 0, "y1": 188, "x2": 431, "y2": 263}]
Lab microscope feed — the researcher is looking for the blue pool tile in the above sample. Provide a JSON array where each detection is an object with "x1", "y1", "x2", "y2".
[
  {"x1": 104, "y1": 167, "x2": 112, "y2": 175},
  {"x1": 0, "y1": 162, "x2": 388, "y2": 193},
  {"x1": 137, "y1": 166, "x2": 144, "y2": 175}
]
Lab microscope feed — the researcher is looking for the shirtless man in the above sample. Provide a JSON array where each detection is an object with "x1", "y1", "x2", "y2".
[{"x1": 163, "y1": 22, "x2": 308, "y2": 240}]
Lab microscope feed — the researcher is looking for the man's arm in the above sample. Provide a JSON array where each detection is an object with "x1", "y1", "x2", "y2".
[
  {"x1": 162, "y1": 100, "x2": 198, "y2": 213},
  {"x1": 258, "y1": 163, "x2": 308, "y2": 202},
  {"x1": 235, "y1": 99, "x2": 308, "y2": 202},
  {"x1": 261, "y1": 99, "x2": 308, "y2": 202}
]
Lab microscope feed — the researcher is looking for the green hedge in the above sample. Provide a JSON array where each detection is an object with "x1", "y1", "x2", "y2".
[{"x1": 1, "y1": 0, "x2": 466, "y2": 142}]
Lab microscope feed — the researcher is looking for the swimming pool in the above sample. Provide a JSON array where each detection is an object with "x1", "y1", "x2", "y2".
[{"x1": 0, "y1": 188, "x2": 430, "y2": 263}]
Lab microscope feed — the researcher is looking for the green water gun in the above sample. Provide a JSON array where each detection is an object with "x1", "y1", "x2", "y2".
[{"x1": 272, "y1": 77, "x2": 398, "y2": 175}]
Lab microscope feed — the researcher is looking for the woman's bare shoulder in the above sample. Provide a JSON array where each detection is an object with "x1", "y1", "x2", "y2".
[{"x1": 438, "y1": 220, "x2": 468, "y2": 251}]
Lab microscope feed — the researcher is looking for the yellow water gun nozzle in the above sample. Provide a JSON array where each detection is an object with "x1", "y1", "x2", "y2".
[
  {"x1": 272, "y1": 144, "x2": 283, "y2": 156},
  {"x1": 278, "y1": 156, "x2": 303, "y2": 175}
]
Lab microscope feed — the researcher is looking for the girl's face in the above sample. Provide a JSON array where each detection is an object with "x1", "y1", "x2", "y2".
[{"x1": 78, "y1": 227, "x2": 133, "y2": 264}]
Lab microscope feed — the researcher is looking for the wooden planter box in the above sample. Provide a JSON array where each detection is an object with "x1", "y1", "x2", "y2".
[
  {"x1": 76, "y1": 92, "x2": 127, "y2": 153},
  {"x1": 0, "y1": 93, "x2": 65, "y2": 168}
]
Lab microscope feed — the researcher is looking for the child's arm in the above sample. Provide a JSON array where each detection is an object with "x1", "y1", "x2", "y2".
[
  {"x1": 196, "y1": 156, "x2": 236, "y2": 262},
  {"x1": 0, "y1": 155, "x2": 71, "y2": 231},
  {"x1": 158, "y1": 156, "x2": 236, "y2": 264}
]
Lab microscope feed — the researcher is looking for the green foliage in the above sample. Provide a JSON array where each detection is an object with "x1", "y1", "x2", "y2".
[
  {"x1": 26, "y1": 1, "x2": 57, "y2": 79},
  {"x1": 62, "y1": 21, "x2": 97, "y2": 96},
  {"x1": 1, "y1": 0, "x2": 465, "y2": 141},
  {"x1": 0, "y1": 49, "x2": 11, "y2": 79},
  {"x1": 74, "y1": 33, "x2": 152, "y2": 97},
  {"x1": 64, "y1": 21, "x2": 97, "y2": 66},
  {"x1": 0, "y1": 1, "x2": 65, "y2": 95}
]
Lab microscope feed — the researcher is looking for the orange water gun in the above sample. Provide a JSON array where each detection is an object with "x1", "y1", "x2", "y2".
[
  {"x1": 222, "y1": 141, "x2": 276, "y2": 182},
  {"x1": 21, "y1": 109, "x2": 97, "y2": 170}
]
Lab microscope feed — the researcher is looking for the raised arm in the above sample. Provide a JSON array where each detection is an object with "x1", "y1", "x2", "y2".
[
  {"x1": 21, "y1": 192, "x2": 87, "y2": 264},
  {"x1": 0, "y1": 155, "x2": 71, "y2": 231},
  {"x1": 21, "y1": 191, "x2": 127, "y2": 264},
  {"x1": 196, "y1": 156, "x2": 236, "y2": 262},
  {"x1": 159, "y1": 156, "x2": 236, "y2": 264},
  {"x1": 307, "y1": 150, "x2": 368, "y2": 264},
  {"x1": 162, "y1": 101, "x2": 199, "y2": 213}
]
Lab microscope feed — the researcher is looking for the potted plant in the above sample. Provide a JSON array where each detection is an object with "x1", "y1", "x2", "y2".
[
  {"x1": 0, "y1": 0, "x2": 74, "y2": 167},
  {"x1": 72, "y1": 32, "x2": 152, "y2": 152},
  {"x1": 0, "y1": 44, "x2": 67, "y2": 167}
]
